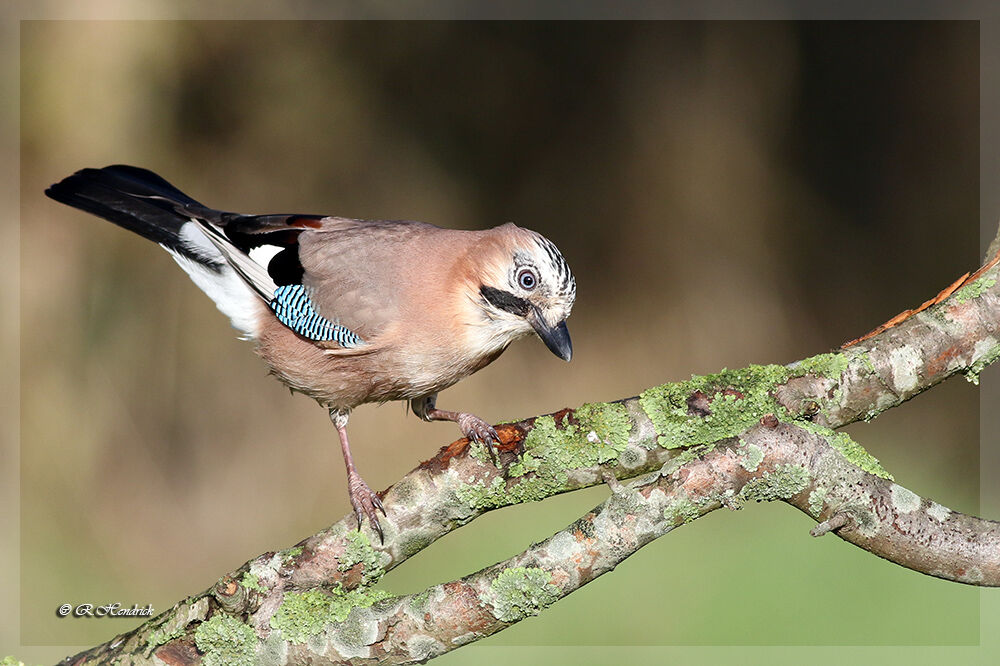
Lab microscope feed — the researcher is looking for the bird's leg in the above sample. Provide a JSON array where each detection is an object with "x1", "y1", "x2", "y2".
[
  {"x1": 410, "y1": 394, "x2": 500, "y2": 465},
  {"x1": 330, "y1": 408, "x2": 385, "y2": 543}
]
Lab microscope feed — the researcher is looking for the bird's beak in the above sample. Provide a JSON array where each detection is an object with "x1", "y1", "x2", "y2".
[{"x1": 530, "y1": 310, "x2": 572, "y2": 362}]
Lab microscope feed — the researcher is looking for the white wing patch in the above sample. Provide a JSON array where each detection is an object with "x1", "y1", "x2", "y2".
[
  {"x1": 249, "y1": 244, "x2": 282, "y2": 268},
  {"x1": 160, "y1": 220, "x2": 271, "y2": 339},
  {"x1": 196, "y1": 221, "x2": 277, "y2": 300}
]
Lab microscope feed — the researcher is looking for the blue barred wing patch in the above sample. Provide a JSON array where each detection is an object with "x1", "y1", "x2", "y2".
[{"x1": 269, "y1": 284, "x2": 364, "y2": 346}]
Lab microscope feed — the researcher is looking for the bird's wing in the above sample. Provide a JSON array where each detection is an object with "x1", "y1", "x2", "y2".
[
  {"x1": 297, "y1": 218, "x2": 441, "y2": 347},
  {"x1": 45, "y1": 166, "x2": 434, "y2": 351},
  {"x1": 217, "y1": 215, "x2": 439, "y2": 352}
]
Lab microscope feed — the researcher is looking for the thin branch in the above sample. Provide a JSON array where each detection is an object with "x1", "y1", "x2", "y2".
[{"x1": 63, "y1": 245, "x2": 1000, "y2": 665}]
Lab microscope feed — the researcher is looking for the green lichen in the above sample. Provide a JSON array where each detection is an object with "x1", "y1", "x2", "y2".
[
  {"x1": 790, "y1": 352, "x2": 851, "y2": 379},
  {"x1": 739, "y1": 441, "x2": 764, "y2": 472},
  {"x1": 1, "y1": 658, "x2": 25, "y2": 666},
  {"x1": 659, "y1": 444, "x2": 710, "y2": 477},
  {"x1": 193, "y1": 614, "x2": 256, "y2": 666},
  {"x1": 797, "y1": 422, "x2": 893, "y2": 479},
  {"x1": 280, "y1": 545, "x2": 304, "y2": 566},
  {"x1": 859, "y1": 351, "x2": 878, "y2": 376},
  {"x1": 146, "y1": 623, "x2": 187, "y2": 653},
  {"x1": 456, "y1": 349, "x2": 889, "y2": 511},
  {"x1": 455, "y1": 404, "x2": 631, "y2": 510},
  {"x1": 827, "y1": 430, "x2": 893, "y2": 480},
  {"x1": 639, "y1": 364, "x2": 792, "y2": 450},
  {"x1": 952, "y1": 275, "x2": 996, "y2": 303},
  {"x1": 739, "y1": 464, "x2": 811, "y2": 503},
  {"x1": 240, "y1": 572, "x2": 265, "y2": 593},
  {"x1": 639, "y1": 352, "x2": 858, "y2": 451},
  {"x1": 574, "y1": 401, "x2": 632, "y2": 461},
  {"x1": 144, "y1": 597, "x2": 210, "y2": 654},
  {"x1": 808, "y1": 487, "x2": 828, "y2": 517},
  {"x1": 506, "y1": 460, "x2": 529, "y2": 477},
  {"x1": 269, "y1": 585, "x2": 393, "y2": 644},
  {"x1": 488, "y1": 567, "x2": 559, "y2": 623},
  {"x1": 339, "y1": 531, "x2": 386, "y2": 585},
  {"x1": 410, "y1": 589, "x2": 432, "y2": 614},
  {"x1": 454, "y1": 475, "x2": 515, "y2": 509},
  {"x1": 662, "y1": 496, "x2": 700, "y2": 525}
]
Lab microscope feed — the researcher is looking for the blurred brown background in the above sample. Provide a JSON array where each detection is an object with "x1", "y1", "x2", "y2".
[{"x1": 13, "y1": 19, "x2": 991, "y2": 664}]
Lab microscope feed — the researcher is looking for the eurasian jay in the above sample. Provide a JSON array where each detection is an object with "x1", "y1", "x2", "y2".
[{"x1": 45, "y1": 165, "x2": 576, "y2": 540}]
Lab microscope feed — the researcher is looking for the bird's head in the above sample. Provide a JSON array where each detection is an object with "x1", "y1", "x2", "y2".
[{"x1": 472, "y1": 224, "x2": 576, "y2": 361}]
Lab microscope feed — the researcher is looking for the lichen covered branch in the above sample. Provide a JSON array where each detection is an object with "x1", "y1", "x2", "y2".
[{"x1": 63, "y1": 248, "x2": 1000, "y2": 664}]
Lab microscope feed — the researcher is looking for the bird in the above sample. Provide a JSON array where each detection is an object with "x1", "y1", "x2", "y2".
[{"x1": 45, "y1": 165, "x2": 576, "y2": 541}]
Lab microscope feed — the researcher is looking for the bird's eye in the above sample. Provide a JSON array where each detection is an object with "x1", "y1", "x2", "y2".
[{"x1": 517, "y1": 268, "x2": 538, "y2": 291}]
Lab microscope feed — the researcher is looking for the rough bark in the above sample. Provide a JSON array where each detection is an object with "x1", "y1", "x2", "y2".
[{"x1": 61, "y1": 239, "x2": 1000, "y2": 665}]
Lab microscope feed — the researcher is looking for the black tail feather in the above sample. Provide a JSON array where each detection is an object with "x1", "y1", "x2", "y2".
[{"x1": 45, "y1": 165, "x2": 223, "y2": 266}]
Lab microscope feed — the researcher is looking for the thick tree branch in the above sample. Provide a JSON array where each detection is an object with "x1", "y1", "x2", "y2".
[
  {"x1": 63, "y1": 243, "x2": 1000, "y2": 665},
  {"x1": 262, "y1": 420, "x2": 1000, "y2": 663}
]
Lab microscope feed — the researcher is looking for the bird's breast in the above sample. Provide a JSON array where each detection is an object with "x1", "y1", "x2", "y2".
[{"x1": 253, "y1": 311, "x2": 510, "y2": 409}]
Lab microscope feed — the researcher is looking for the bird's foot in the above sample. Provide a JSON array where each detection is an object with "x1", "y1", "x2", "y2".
[
  {"x1": 347, "y1": 471, "x2": 386, "y2": 543},
  {"x1": 456, "y1": 413, "x2": 500, "y2": 465}
]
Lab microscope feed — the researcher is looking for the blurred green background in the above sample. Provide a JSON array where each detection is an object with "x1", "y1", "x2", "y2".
[{"x1": 13, "y1": 19, "x2": 995, "y2": 664}]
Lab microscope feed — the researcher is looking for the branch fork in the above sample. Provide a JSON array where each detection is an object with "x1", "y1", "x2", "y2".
[{"x1": 63, "y1": 241, "x2": 1000, "y2": 665}]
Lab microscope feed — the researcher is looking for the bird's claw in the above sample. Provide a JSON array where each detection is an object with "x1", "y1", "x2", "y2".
[
  {"x1": 457, "y1": 413, "x2": 500, "y2": 465},
  {"x1": 347, "y1": 471, "x2": 386, "y2": 544}
]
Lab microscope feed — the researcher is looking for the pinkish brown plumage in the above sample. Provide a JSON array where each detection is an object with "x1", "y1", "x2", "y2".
[{"x1": 46, "y1": 165, "x2": 575, "y2": 540}]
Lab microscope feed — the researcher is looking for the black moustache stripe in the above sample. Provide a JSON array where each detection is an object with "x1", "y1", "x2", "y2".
[{"x1": 480, "y1": 286, "x2": 532, "y2": 317}]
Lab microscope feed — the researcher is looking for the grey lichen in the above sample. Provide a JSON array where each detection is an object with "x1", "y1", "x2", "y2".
[
  {"x1": 927, "y1": 501, "x2": 951, "y2": 522},
  {"x1": 487, "y1": 567, "x2": 559, "y2": 623},
  {"x1": 406, "y1": 635, "x2": 445, "y2": 661},
  {"x1": 808, "y1": 487, "x2": 828, "y2": 517},
  {"x1": 662, "y1": 496, "x2": 701, "y2": 525},
  {"x1": 193, "y1": 614, "x2": 257, "y2": 666},
  {"x1": 890, "y1": 484, "x2": 921, "y2": 514},
  {"x1": 257, "y1": 632, "x2": 288, "y2": 666},
  {"x1": 409, "y1": 589, "x2": 432, "y2": 615},
  {"x1": 399, "y1": 532, "x2": 435, "y2": 559},
  {"x1": 965, "y1": 337, "x2": 1000, "y2": 385},
  {"x1": 331, "y1": 606, "x2": 380, "y2": 658}
]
